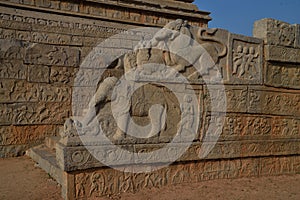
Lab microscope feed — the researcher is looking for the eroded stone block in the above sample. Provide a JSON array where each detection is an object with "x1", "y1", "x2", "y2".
[
  {"x1": 0, "y1": 39, "x2": 27, "y2": 60},
  {"x1": 253, "y1": 18, "x2": 296, "y2": 48},
  {"x1": 0, "y1": 125, "x2": 58, "y2": 146},
  {"x1": 265, "y1": 63, "x2": 300, "y2": 89},
  {"x1": 265, "y1": 45, "x2": 300, "y2": 63},
  {"x1": 0, "y1": 102, "x2": 70, "y2": 125},
  {"x1": 28, "y1": 65, "x2": 49, "y2": 83},
  {"x1": 25, "y1": 44, "x2": 80, "y2": 67}
]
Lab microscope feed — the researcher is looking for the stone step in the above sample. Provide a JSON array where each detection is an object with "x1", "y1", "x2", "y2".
[
  {"x1": 45, "y1": 136, "x2": 60, "y2": 150},
  {"x1": 26, "y1": 145, "x2": 64, "y2": 186}
]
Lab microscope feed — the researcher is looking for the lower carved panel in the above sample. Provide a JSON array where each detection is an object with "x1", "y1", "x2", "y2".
[{"x1": 69, "y1": 156, "x2": 300, "y2": 199}]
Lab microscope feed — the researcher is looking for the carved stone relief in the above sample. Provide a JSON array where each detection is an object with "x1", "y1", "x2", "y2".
[
  {"x1": 25, "y1": 44, "x2": 80, "y2": 67},
  {"x1": 247, "y1": 88, "x2": 300, "y2": 116},
  {"x1": 204, "y1": 114, "x2": 299, "y2": 141},
  {"x1": 228, "y1": 34, "x2": 263, "y2": 84},
  {"x1": 253, "y1": 18, "x2": 297, "y2": 48},
  {"x1": 0, "y1": 125, "x2": 57, "y2": 146},
  {"x1": 70, "y1": 156, "x2": 299, "y2": 198},
  {"x1": 203, "y1": 85, "x2": 248, "y2": 113},
  {"x1": 0, "y1": 102, "x2": 69, "y2": 125},
  {"x1": 265, "y1": 63, "x2": 300, "y2": 89}
]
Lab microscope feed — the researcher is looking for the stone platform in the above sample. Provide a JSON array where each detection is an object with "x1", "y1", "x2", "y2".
[
  {"x1": 0, "y1": 1, "x2": 299, "y2": 200},
  {"x1": 26, "y1": 18, "x2": 300, "y2": 199}
]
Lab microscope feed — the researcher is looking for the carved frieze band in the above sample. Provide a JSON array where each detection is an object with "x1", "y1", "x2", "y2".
[
  {"x1": 203, "y1": 86, "x2": 300, "y2": 116},
  {"x1": 56, "y1": 137, "x2": 300, "y2": 171},
  {"x1": 204, "y1": 114, "x2": 300, "y2": 141},
  {"x1": 0, "y1": 125, "x2": 58, "y2": 146},
  {"x1": 71, "y1": 156, "x2": 300, "y2": 198},
  {"x1": 0, "y1": 0, "x2": 208, "y2": 27},
  {"x1": 0, "y1": 102, "x2": 70, "y2": 125}
]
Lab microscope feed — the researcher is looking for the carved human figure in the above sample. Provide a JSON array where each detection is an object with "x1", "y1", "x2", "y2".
[
  {"x1": 238, "y1": 89, "x2": 247, "y2": 109},
  {"x1": 273, "y1": 95, "x2": 281, "y2": 112},
  {"x1": 246, "y1": 46, "x2": 259, "y2": 78},
  {"x1": 261, "y1": 118, "x2": 271, "y2": 135},
  {"x1": 281, "y1": 67, "x2": 289, "y2": 86},
  {"x1": 281, "y1": 119, "x2": 289, "y2": 135},
  {"x1": 249, "y1": 90, "x2": 259, "y2": 109},
  {"x1": 292, "y1": 68, "x2": 300, "y2": 86},
  {"x1": 265, "y1": 94, "x2": 273, "y2": 109},
  {"x1": 89, "y1": 173, "x2": 102, "y2": 196},
  {"x1": 232, "y1": 45, "x2": 244, "y2": 77},
  {"x1": 253, "y1": 118, "x2": 261, "y2": 135},
  {"x1": 245, "y1": 118, "x2": 253, "y2": 136},
  {"x1": 226, "y1": 117, "x2": 235, "y2": 135},
  {"x1": 273, "y1": 119, "x2": 282, "y2": 135},
  {"x1": 76, "y1": 174, "x2": 88, "y2": 198},
  {"x1": 234, "y1": 117, "x2": 244, "y2": 135},
  {"x1": 291, "y1": 119, "x2": 299, "y2": 136},
  {"x1": 240, "y1": 47, "x2": 249, "y2": 76},
  {"x1": 227, "y1": 89, "x2": 236, "y2": 110},
  {"x1": 12, "y1": 81, "x2": 27, "y2": 101},
  {"x1": 177, "y1": 95, "x2": 194, "y2": 135},
  {"x1": 270, "y1": 66, "x2": 281, "y2": 84}
]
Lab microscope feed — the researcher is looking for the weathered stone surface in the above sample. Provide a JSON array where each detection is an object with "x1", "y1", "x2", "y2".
[
  {"x1": 296, "y1": 24, "x2": 300, "y2": 48},
  {"x1": 25, "y1": 44, "x2": 80, "y2": 67},
  {"x1": 0, "y1": 60, "x2": 26, "y2": 79},
  {"x1": 203, "y1": 85, "x2": 248, "y2": 113},
  {"x1": 203, "y1": 114, "x2": 300, "y2": 141},
  {"x1": 28, "y1": 65, "x2": 49, "y2": 83},
  {"x1": 50, "y1": 66, "x2": 76, "y2": 85},
  {"x1": 265, "y1": 45, "x2": 300, "y2": 63},
  {"x1": 0, "y1": 39, "x2": 27, "y2": 60},
  {"x1": 247, "y1": 87, "x2": 300, "y2": 116},
  {"x1": 265, "y1": 62, "x2": 300, "y2": 89},
  {"x1": 0, "y1": 144, "x2": 30, "y2": 158},
  {"x1": 0, "y1": 125, "x2": 58, "y2": 146},
  {"x1": 67, "y1": 156, "x2": 299, "y2": 199},
  {"x1": 0, "y1": 102, "x2": 70, "y2": 125},
  {"x1": 0, "y1": 79, "x2": 71, "y2": 103},
  {"x1": 253, "y1": 18, "x2": 296, "y2": 48}
]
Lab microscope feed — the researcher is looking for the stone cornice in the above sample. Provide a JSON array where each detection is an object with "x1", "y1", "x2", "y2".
[{"x1": 0, "y1": 0, "x2": 211, "y2": 27}]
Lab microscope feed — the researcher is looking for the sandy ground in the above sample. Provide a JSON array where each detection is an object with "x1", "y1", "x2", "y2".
[
  {"x1": 0, "y1": 156, "x2": 62, "y2": 200},
  {"x1": 0, "y1": 156, "x2": 300, "y2": 200}
]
